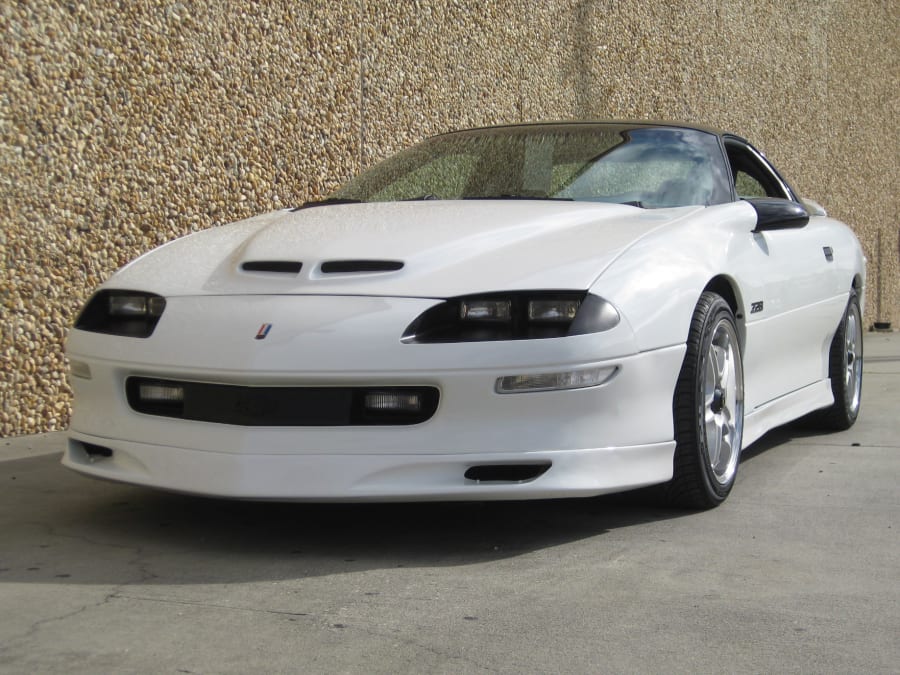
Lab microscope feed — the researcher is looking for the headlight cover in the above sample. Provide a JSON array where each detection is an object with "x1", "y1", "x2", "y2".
[
  {"x1": 74, "y1": 289, "x2": 166, "y2": 338},
  {"x1": 401, "y1": 291, "x2": 620, "y2": 343}
]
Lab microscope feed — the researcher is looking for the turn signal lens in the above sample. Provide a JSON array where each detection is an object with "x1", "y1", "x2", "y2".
[
  {"x1": 69, "y1": 360, "x2": 92, "y2": 380},
  {"x1": 495, "y1": 366, "x2": 617, "y2": 393}
]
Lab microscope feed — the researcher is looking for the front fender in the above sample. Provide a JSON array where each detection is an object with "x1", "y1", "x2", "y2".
[{"x1": 591, "y1": 202, "x2": 756, "y2": 352}]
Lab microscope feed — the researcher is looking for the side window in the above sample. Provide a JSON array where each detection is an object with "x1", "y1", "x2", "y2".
[
  {"x1": 734, "y1": 170, "x2": 767, "y2": 199},
  {"x1": 725, "y1": 140, "x2": 793, "y2": 201}
]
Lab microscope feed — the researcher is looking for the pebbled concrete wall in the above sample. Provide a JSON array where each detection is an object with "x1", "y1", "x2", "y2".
[{"x1": 1, "y1": 0, "x2": 897, "y2": 436}]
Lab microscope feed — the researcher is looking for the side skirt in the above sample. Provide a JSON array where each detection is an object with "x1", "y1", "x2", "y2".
[{"x1": 741, "y1": 380, "x2": 834, "y2": 449}]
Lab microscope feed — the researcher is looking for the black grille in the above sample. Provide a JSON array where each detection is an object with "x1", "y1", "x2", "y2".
[{"x1": 126, "y1": 378, "x2": 439, "y2": 426}]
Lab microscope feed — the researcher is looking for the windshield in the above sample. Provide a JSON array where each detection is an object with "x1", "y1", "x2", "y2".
[{"x1": 329, "y1": 124, "x2": 732, "y2": 208}]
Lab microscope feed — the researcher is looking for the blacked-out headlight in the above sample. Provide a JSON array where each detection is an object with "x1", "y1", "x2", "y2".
[
  {"x1": 74, "y1": 289, "x2": 166, "y2": 338},
  {"x1": 401, "y1": 292, "x2": 619, "y2": 343}
]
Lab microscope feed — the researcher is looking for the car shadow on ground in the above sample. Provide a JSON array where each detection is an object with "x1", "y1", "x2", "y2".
[
  {"x1": 739, "y1": 416, "x2": 854, "y2": 465},
  {"x1": 2, "y1": 453, "x2": 696, "y2": 587},
  {"x1": 3, "y1": 417, "x2": 833, "y2": 587}
]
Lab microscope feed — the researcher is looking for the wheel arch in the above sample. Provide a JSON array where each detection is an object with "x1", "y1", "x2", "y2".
[
  {"x1": 702, "y1": 275, "x2": 747, "y2": 352},
  {"x1": 851, "y1": 273, "x2": 864, "y2": 317}
]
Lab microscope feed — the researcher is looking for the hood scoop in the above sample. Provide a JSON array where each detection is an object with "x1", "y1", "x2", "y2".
[
  {"x1": 320, "y1": 260, "x2": 404, "y2": 274},
  {"x1": 241, "y1": 261, "x2": 303, "y2": 274}
]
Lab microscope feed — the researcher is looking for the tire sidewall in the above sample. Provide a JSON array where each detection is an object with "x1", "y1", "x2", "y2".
[
  {"x1": 833, "y1": 290, "x2": 863, "y2": 426},
  {"x1": 691, "y1": 297, "x2": 743, "y2": 503}
]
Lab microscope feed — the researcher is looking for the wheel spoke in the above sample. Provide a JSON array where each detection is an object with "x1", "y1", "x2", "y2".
[
  {"x1": 719, "y1": 346, "x2": 730, "y2": 394},
  {"x1": 705, "y1": 358, "x2": 716, "y2": 400},
  {"x1": 718, "y1": 424, "x2": 733, "y2": 468},
  {"x1": 707, "y1": 417, "x2": 723, "y2": 468},
  {"x1": 712, "y1": 344, "x2": 726, "y2": 385}
]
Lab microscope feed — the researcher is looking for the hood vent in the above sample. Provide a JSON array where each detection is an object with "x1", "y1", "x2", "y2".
[
  {"x1": 241, "y1": 261, "x2": 303, "y2": 274},
  {"x1": 320, "y1": 260, "x2": 404, "y2": 274}
]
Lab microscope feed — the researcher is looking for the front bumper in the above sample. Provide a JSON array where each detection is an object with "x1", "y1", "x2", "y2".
[
  {"x1": 65, "y1": 295, "x2": 685, "y2": 500},
  {"x1": 64, "y1": 436, "x2": 676, "y2": 501}
]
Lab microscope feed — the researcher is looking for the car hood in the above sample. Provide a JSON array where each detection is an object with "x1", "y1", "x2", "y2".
[{"x1": 110, "y1": 201, "x2": 701, "y2": 298}]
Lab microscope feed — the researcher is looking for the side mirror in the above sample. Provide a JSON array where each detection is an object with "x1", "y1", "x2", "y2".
[
  {"x1": 748, "y1": 198, "x2": 810, "y2": 232},
  {"x1": 801, "y1": 197, "x2": 827, "y2": 217}
]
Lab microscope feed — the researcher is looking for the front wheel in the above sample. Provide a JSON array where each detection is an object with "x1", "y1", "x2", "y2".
[{"x1": 665, "y1": 292, "x2": 745, "y2": 509}]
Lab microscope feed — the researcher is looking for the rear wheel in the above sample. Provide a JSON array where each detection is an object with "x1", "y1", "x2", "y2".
[
  {"x1": 665, "y1": 292, "x2": 744, "y2": 509},
  {"x1": 807, "y1": 289, "x2": 863, "y2": 430}
]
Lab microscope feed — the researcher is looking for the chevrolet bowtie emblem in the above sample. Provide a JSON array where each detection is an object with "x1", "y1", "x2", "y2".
[{"x1": 255, "y1": 323, "x2": 273, "y2": 340}]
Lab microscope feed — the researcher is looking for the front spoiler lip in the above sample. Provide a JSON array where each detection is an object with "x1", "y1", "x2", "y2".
[{"x1": 64, "y1": 433, "x2": 676, "y2": 502}]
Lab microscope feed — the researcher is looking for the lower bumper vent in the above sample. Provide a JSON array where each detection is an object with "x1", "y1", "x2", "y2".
[
  {"x1": 465, "y1": 463, "x2": 551, "y2": 483},
  {"x1": 74, "y1": 441, "x2": 113, "y2": 460}
]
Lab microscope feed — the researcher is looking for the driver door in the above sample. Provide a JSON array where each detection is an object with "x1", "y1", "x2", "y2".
[{"x1": 726, "y1": 137, "x2": 847, "y2": 411}]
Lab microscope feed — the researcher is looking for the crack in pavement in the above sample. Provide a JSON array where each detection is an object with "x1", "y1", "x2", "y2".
[
  {"x1": 109, "y1": 592, "x2": 313, "y2": 617},
  {"x1": 0, "y1": 522, "x2": 159, "y2": 654}
]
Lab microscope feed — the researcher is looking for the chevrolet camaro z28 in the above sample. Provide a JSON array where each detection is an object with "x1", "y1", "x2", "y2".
[{"x1": 65, "y1": 121, "x2": 866, "y2": 508}]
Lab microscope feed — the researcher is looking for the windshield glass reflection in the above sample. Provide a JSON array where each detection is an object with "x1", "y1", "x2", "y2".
[{"x1": 331, "y1": 124, "x2": 731, "y2": 209}]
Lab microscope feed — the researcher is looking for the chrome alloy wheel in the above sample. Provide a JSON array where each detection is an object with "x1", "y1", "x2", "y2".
[
  {"x1": 845, "y1": 300, "x2": 863, "y2": 414},
  {"x1": 703, "y1": 318, "x2": 744, "y2": 486}
]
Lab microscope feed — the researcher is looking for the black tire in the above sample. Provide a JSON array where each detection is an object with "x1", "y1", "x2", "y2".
[
  {"x1": 806, "y1": 289, "x2": 863, "y2": 430},
  {"x1": 664, "y1": 292, "x2": 745, "y2": 509}
]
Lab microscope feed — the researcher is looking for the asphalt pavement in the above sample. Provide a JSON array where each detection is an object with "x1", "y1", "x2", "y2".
[{"x1": 1, "y1": 333, "x2": 898, "y2": 674}]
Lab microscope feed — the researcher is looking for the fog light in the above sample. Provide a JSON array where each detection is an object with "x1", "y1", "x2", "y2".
[
  {"x1": 139, "y1": 382, "x2": 185, "y2": 403},
  {"x1": 364, "y1": 391, "x2": 422, "y2": 412},
  {"x1": 495, "y1": 366, "x2": 617, "y2": 393}
]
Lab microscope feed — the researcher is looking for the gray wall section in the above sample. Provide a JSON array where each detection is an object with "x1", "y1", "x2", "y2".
[{"x1": 1, "y1": 1, "x2": 898, "y2": 436}]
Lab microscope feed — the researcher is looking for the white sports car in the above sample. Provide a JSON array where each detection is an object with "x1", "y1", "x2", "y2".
[{"x1": 65, "y1": 121, "x2": 866, "y2": 508}]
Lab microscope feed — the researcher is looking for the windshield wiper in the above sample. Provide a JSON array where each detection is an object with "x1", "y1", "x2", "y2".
[
  {"x1": 462, "y1": 194, "x2": 573, "y2": 201},
  {"x1": 402, "y1": 194, "x2": 440, "y2": 201},
  {"x1": 294, "y1": 197, "x2": 364, "y2": 210}
]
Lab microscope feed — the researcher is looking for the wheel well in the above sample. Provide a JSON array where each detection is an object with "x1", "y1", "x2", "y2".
[
  {"x1": 703, "y1": 276, "x2": 739, "y2": 315},
  {"x1": 702, "y1": 276, "x2": 746, "y2": 348}
]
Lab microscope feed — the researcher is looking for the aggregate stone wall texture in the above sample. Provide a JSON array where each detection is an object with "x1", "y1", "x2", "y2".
[{"x1": 0, "y1": 0, "x2": 897, "y2": 437}]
